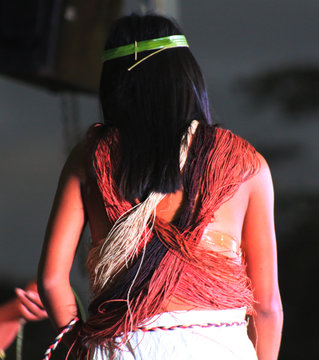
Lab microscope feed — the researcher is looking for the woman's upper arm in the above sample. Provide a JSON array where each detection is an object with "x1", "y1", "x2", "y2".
[
  {"x1": 38, "y1": 144, "x2": 87, "y2": 288},
  {"x1": 242, "y1": 153, "x2": 282, "y2": 311}
]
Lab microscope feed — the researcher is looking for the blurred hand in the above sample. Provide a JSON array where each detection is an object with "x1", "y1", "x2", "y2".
[
  {"x1": 0, "y1": 281, "x2": 48, "y2": 349},
  {"x1": 15, "y1": 281, "x2": 48, "y2": 322}
]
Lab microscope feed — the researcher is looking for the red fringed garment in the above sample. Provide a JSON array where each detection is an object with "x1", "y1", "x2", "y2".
[{"x1": 80, "y1": 123, "x2": 260, "y2": 351}]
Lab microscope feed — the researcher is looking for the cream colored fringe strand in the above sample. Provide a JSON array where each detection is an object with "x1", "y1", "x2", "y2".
[{"x1": 91, "y1": 120, "x2": 199, "y2": 295}]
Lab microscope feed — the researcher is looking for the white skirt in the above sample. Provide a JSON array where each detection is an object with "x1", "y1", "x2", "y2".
[{"x1": 92, "y1": 308, "x2": 257, "y2": 360}]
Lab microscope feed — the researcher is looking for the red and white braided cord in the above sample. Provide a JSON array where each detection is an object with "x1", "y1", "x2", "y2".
[
  {"x1": 42, "y1": 318, "x2": 247, "y2": 359},
  {"x1": 137, "y1": 320, "x2": 248, "y2": 332},
  {"x1": 43, "y1": 317, "x2": 79, "y2": 360}
]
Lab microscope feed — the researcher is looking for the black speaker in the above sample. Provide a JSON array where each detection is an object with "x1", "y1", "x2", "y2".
[{"x1": 0, "y1": 0, "x2": 122, "y2": 93}]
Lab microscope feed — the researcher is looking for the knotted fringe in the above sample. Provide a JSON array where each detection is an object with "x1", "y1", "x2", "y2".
[
  {"x1": 87, "y1": 121, "x2": 199, "y2": 295},
  {"x1": 79, "y1": 123, "x2": 260, "y2": 357}
]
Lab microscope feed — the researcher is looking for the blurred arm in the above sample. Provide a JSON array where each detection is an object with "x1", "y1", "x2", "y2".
[{"x1": 0, "y1": 299, "x2": 21, "y2": 350}]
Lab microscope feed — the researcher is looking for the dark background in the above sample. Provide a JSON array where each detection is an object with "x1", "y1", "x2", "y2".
[{"x1": 1, "y1": 0, "x2": 318, "y2": 358}]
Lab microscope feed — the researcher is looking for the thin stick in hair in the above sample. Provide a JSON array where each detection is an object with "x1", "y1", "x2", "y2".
[{"x1": 128, "y1": 46, "x2": 168, "y2": 71}]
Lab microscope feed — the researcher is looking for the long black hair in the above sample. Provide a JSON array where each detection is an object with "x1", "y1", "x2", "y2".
[{"x1": 99, "y1": 13, "x2": 213, "y2": 202}]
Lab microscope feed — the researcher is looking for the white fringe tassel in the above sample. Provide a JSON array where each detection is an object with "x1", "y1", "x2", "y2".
[{"x1": 90, "y1": 120, "x2": 199, "y2": 294}]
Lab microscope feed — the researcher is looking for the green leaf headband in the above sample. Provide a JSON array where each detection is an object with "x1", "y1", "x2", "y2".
[{"x1": 101, "y1": 35, "x2": 189, "y2": 71}]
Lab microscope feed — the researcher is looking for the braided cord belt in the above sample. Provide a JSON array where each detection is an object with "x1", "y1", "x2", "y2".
[
  {"x1": 42, "y1": 318, "x2": 247, "y2": 359},
  {"x1": 136, "y1": 320, "x2": 248, "y2": 332},
  {"x1": 42, "y1": 317, "x2": 79, "y2": 360}
]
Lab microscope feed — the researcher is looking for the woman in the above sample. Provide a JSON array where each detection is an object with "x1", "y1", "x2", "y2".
[{"x1": 38, "y1": 13, "x2": 283, "y2": 360}]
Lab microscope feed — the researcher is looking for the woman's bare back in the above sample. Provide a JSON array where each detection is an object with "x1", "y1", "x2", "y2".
[{"x1": 82, "y1": 164, "x2": 251, "y2": 250}]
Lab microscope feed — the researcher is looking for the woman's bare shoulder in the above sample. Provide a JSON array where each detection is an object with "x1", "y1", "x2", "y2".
[
  {"x1": 60, "y1": 140, "x2": 88, "y2": 184},
  {"x1": 60, "y1": 123, "x2": 106, "y2": 187},
  {"x1": 248, "y1": 152, "x2": 274, "y2": 195}
]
